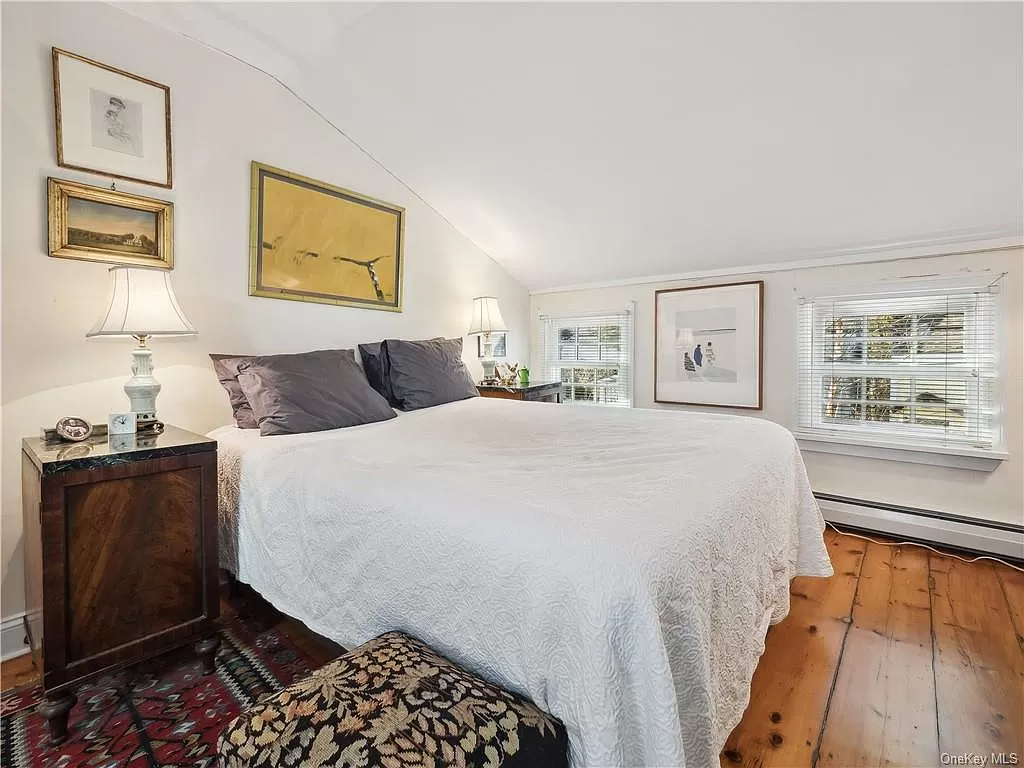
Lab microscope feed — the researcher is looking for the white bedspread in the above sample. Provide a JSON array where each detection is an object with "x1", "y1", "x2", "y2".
[{"x1": 212, "y1": 398, "x2": 832, "y2": 768}]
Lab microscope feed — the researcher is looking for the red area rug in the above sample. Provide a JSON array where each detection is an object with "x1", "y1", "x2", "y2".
[{"x1": 0, "y1": 602, "x2": 321, "y2": 767}]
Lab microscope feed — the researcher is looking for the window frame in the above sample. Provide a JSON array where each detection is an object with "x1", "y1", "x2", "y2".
[
  {"x1": 792, "y1": 279, "x2": 1006, "y2": 471},
  {"x1": 540, "y1": 309, "x2": 635, "y2": 408}
]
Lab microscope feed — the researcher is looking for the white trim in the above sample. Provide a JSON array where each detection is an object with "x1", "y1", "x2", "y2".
[
  {"x1": 796, "y1": 431, "x2": 1007, "y2": 471},
  {"x1": 1, "y1": 612, "x2": 30, "y2": 661},
  {"x1": 818, "y1": 498, "x2": 1024, "y2": 561},
  {"x1": 530, "y1": 233, "x2": 1022, "y2": 295}
]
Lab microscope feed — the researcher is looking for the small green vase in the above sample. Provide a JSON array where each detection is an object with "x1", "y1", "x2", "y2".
[{"x1": 518, "y1": 368, "x2": 530, "y2": 386}]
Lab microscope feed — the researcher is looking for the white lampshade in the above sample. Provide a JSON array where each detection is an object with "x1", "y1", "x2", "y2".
[
  {"x1": 466, "y1": 296, "x2": 507, "y2": 335},
  {"x1": 87, "y1": 266, "x2": 196, "y2": 338}
]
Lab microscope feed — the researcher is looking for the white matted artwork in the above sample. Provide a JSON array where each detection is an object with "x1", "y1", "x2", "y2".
[
  {"x1": 53, "y1": 48, "x2": 172, "y2": 188},
  {"x1": 654, "y1": 280, "x2": 763, "y2": 409}
]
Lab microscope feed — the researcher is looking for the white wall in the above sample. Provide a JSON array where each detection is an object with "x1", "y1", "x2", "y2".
[
  {"x1": 532, "y1": 248, "x2": 1024, "y2": 526},
  {"x1": 1, "y1": 2, "x2": 529, "y2": 620}
]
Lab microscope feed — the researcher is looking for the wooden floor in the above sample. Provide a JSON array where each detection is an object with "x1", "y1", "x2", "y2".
[
  {"x1": 722, "y1": 528, "x2": 1024, "y2": 767},
  {"x1": 3, "y1": 530, "x2": 1022, "y2": 767}
]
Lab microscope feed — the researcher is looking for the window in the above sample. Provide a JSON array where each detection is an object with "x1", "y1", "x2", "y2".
[
  {"x1": 540, "y1": 309, "x2": 634, "y2": 406},
  {"x1": 796, "y1": 278, "x2": 1001, "y2": 457}
]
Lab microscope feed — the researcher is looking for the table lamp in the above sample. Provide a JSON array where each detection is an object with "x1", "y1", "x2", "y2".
[
  {"x1": 467, "y1": 296, "x2": 507, "y2": 383},
  {"x1": 87, "y1": 266, "x2": 196, "y2": 431}
]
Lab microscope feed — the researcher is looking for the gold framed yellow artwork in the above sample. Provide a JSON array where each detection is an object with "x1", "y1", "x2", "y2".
[
  {"x1": 48, "y1": 177, "x2": 173, "y2": 269},
  {"x1": 249, "y1": 162, "x2": 405, "y2": 311}
]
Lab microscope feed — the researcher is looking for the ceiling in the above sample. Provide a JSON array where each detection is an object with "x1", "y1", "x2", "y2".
[{"x1": 119, "y1": 2, "x2": 1023, "y2": 291}]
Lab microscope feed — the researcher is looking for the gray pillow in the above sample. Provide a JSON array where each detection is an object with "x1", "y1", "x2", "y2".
[
  {"x1": 235, "y1": 349, "x2": 396, "y2": 436},
  {"x1": 209, "y1": 354, "x2": 259, "y2": 429},
  {"x1": 383, "y1": 337, "x2": 478, "y2": 411},
  {"x1": 358, "y1": 337, "x2": 444, "y2": 406}
]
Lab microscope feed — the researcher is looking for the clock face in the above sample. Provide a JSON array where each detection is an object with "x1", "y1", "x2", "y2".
[{"x1": 108, "y1": 412, "x2": 137, "y2": 435}]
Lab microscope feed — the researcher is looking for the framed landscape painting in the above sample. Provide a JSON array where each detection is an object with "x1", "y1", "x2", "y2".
[
  {"x1": 249, "y1": 162, "x2": 405, "y2": 311},
  {"x1": 48, "y1": 178, "x2": 173, "y2": 268},
  {"x1": 654, "y1": 280, "x2": 763, "y2": 409},
  {"x1": 52, "y1": 48, "x2": 172, "y2": 188}
]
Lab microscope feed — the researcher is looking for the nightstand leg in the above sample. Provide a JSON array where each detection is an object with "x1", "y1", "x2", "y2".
[
  {"x1": 38, "y1": 692, "x2": 76, "y2": 745},
  {"x1": 195, "y1": 634, "x2": 220, "y2": 675}
]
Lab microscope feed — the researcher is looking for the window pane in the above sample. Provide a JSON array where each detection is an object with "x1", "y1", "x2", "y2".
[
  {"x1": 577, "y1": 328, "x2": 599, "y2": 361},
  {"x1": 916, "y1": 312, "x2": 964, "y2": 355},
  {"x1": 825, "y1": 316, "x2": 863, "y2": 336},
  {"x1": 867, "y1": 314, "x2": 911, "y2": 337},
  {"x1": 822, "y1": 376, "x2": 863, "y2": 401},
  {"x1": 915, "y1": 379, "x2": 968, "y2": 407},
  {"x1": 573, "y1": 385, "x2": 595, "y2": 401},
  {"x1": 825, "y1": 341, "x2": 864, "y2": 362},
  {"x1": 823, "y1": 402, "x2": 863, "y2": 422}
]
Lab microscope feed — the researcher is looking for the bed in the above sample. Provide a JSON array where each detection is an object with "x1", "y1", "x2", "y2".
[{"x1": 212, "y1": 396, "x2": 833, "y2": 768}]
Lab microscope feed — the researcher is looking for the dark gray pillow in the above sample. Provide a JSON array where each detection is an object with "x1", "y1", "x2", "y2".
[
  {"x1": 357, "y1": 342, "x2": 392, "y2": 403},
  {"x1": 383, "y1": 337, "x2": 478, "y2": 411},
  {"x1": 358, "y1": 337, "x2": 445, "y2": 406},
  {"x1": 209, "y1": 354, "x2": 259, "y2": 429},
  {"x1": 235, "y1": 349, "x2": 396, "y2": 436}
]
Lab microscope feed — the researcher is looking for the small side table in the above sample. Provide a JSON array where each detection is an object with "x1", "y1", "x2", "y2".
[
  {"x1": 21, "y1": 425, "x2": 220, "y2": 743},
  {"x1": 477, "y1": 381, "x2": 563, "y2": 403}
]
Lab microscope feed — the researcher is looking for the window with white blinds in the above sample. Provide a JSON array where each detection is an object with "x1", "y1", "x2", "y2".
[
  {"x1": 540, "y1": 309, "x2": 634, "y2": 407},
  {"x1": 796, "y1": 278, "x2": 1001, "y2": 452}
]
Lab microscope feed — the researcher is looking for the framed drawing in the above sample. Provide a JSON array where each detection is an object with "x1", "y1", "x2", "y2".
[
  {"x1": 477, "y1": 332, "x2": 507, "y2": 358},
  {"x1": 249, "y1": 162, "x2": 405, "y2": 311},
  {"x1": 654, "y1": 280, "x2": 763, "y2": 409},
  {"x1": 52, "y1": 48, "x2": 172, "y2": 188},
  {"x1": 48, "y1": 178, "x2": 173, "y2": 269}
]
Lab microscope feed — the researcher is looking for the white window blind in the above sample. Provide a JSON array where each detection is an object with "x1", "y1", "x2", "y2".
[
  {"x1": 540, "y1": 309, "x2": 634, "y2": 407},
  {"x1": 796, "y1": 278, "x2": 1000, "y2": 451}
]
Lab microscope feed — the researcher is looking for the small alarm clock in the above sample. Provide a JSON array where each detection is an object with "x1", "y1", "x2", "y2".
[{"x1": 108, "y1": 412, "x2": 137, "y2": 436}]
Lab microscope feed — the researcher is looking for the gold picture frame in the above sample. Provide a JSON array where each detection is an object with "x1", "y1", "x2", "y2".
[
  {"x1": 53, "y1": 47, "x2": 173, "y2": 188},
  {"x1": 249, "y1": 162, "x2": 405, "y2": 312},
  {"x1": 48, "y1": 178, "x2": 173, "y2": 269}
]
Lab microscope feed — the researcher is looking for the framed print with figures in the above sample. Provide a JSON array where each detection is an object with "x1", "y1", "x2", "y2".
[
  {"x1": 654, "y1": 280, "x2": 763, "y2": 409},
  {"x1": 53, "y1": 47, "x2": 172, "y2": 188}
]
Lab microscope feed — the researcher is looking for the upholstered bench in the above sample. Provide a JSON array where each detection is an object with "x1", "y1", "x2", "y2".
[{"x1": 218, "y1": 631, "x2": 569, "y2": 768}]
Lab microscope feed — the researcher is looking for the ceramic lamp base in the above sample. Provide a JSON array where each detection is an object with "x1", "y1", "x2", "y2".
[{"x1": 124, "y1": 343, "x2": 161, "y2": 428}]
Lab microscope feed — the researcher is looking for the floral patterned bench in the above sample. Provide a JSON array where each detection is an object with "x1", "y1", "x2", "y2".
[{"x1": 217, "y1": 631, "x2": 569, "y2": 767}]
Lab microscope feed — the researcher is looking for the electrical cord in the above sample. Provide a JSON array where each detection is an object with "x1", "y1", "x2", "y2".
[{"x1": 825, "y1": 521, "x2": 1024, "y2": 574}]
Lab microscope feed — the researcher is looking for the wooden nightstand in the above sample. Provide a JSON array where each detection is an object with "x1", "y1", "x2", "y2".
[
  {"x1": 477, "y1": 381, "x2": 563, "y2": 403},
  {"x1": 21, "y1": 425, "x2": 220, "y2": 743}
]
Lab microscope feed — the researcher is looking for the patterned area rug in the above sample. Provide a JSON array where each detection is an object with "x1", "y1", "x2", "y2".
[{"x1": 0, "y1": 600, "x2": 322, "y2": 767}]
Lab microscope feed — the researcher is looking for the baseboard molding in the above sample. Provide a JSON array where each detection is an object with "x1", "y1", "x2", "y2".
[
  {"x1": 816, "y1": 494, "x2": 1024, "y2": 561},
  {"x1": 1, "y1": 612, "x2": 30, "y2": 662}
]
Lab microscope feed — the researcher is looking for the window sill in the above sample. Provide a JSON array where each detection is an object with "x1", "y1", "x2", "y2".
[{"x1": 792, "y1": 430, "x2": 1008, "y2": 472}]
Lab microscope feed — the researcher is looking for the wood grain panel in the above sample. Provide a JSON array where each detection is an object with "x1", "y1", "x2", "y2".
[
  {"x1": 477, "y1": 389, "x2": 523, "y2": 400},
  {"x1": 931, "y1": 556, "x2": 1024, "y2": 759},
  {"x1": 720, "y1": 530, "x2": 865, "y2": 767},
  {"x1": 817, "y1": 543, "x2": 937, "y2": 766},
  {"x1": 65, "y1": 467, "x2": 203, "y2": 662}
]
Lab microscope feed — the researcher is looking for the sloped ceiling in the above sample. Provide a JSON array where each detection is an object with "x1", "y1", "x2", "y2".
[{"x1": 119, "y1": 2, "x2": 1023, "y2": 290}]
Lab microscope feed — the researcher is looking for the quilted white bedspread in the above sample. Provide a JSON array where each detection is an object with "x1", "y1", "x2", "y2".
[{"x1": 212, "y1": 397, "x2": 832, "y2": 768}]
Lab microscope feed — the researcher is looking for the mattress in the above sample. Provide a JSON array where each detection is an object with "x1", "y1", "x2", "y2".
[{"x1": 212, "y1": 397, "x2": 833, "y2": 767}]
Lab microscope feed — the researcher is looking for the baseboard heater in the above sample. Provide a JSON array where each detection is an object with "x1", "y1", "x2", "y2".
[{"x1": 814, "y1": 492, "x2": 1024, "y2": 563}]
